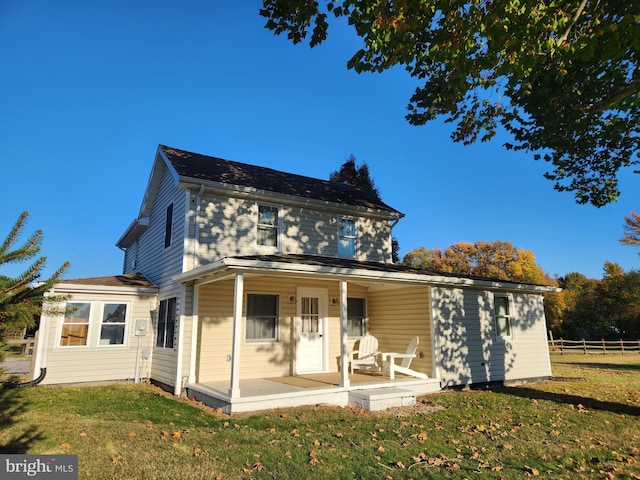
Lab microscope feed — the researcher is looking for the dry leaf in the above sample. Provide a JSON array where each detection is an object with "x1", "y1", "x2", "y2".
[
  {"x1": 128, "y1": 432, "x2": 137, "y2": 438},
  {"x1": 172, "y1": 431, "x2": 182, "y2": 440},
  {"x1": 523, "y1": 465, "x2": 540, "y2": 476},
  {"x1": 193, "y1": 446, "x2": 202, "y2": 457},
  {"x1": 61, "y1": 443, "x2": 72, "y2": 449}
]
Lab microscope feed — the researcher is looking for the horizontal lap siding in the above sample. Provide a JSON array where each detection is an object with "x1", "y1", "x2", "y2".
[
  {"x1": 196, "y1": 278, "x2": 365, "y2": 382},
  {"x1": 504, "y1": 294, "x2": 552, "y2": 381},
  {"x1": 367, "y1": 286, "x2": 433, "y2": 377},
  {"x1": 434, "y1": 288, "x2": 549, "y2": 387},
  {"x1": 135, "y1": 165, "x2": 186, "y2": 287},
  {"x1": 196, "y1": 194, "x2": 394, "y2": 264},
  {"x1": 41, "y1": 292, "x2": 156, "y2": 385}
]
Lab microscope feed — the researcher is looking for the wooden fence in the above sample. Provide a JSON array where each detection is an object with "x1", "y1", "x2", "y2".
[{"x1": 549, "y1": 338, "x2": 640, "y2": 355}]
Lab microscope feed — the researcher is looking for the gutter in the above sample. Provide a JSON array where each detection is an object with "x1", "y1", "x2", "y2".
[{"x1": 173, "y1": 257, "x2": 559, "y2": 294}]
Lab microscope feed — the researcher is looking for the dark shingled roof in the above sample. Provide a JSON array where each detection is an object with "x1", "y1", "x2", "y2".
[
  {"x1": 58, "y1": 272, "x2": 156, "y2": 289},
  {"x1": 231, "y1": 253, "x2": 553, "y2": 288},
  {"x1": 160, "y1": 145, "x2": 402, "y2": 215}
]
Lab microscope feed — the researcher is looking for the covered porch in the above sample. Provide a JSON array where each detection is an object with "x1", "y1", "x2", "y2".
[{"x1": 174, "y1": 255, "x2": 444, "y2": 413}]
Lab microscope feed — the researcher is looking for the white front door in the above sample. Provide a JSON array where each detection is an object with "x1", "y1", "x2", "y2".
[{"x1": 296, "y1": 288, "x2": 328, "y2": 374}]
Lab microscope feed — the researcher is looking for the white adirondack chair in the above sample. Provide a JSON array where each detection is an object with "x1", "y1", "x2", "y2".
[
  {"x1": 381, "y1": 336, "x2": 428, "y2": 380},
  {"x1": 348, "y1": 334, "x2": 380, "y2": 374}
]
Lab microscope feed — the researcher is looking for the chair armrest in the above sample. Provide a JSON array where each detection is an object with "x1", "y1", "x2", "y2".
[{"x1": 381, "y1": 352, "x2": 416, "y2": 361}]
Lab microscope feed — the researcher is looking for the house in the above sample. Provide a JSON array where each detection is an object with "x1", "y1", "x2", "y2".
[{"x1": 32, "y1": 145, "x2": 558, "y2": 413}]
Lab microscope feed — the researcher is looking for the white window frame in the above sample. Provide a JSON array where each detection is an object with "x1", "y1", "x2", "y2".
[
  {"x1": 245, "y1": 293, "x2": 280, "y2": 343},
  {"x1": 338, "y1": 216, "x2": 357, "y2": 258},
  {"x1": 59, "y1": 302, "x2": 92, "y2": 348},
  {"x1": 58, "y1": 300, "x2": 131, "y2": 348},
  {"x1": 256, "y1": 203, "x2": 282, "y2": 251},
  {"x1": 494, "y1": 294, "x2": 512, "y2": 339},
  {"x1": 98, "y1": 302, "x2": 129, "y2": 347},
  {"x1": 347, "y1": 297, "x2": 367, "y2": 339}
]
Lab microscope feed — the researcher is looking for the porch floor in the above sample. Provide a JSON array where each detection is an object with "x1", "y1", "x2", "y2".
[{"x1": 187, "y1": 372, "x2": 442, "y2": 414}]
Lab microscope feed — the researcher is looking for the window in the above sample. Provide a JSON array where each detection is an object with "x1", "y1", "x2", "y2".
[
  {"x1": 494, "y1": 295, "x2": 511, "y2": 337},
  {"x1": 60, "y1": 302, "x2": 91, "y2": 346},
  {"x1": 257, "y1": 205, "x2": 279, "y2": 247},
  {"x1": 246, "y1": 294, "x2": 278, "y2": 342},
  {"x1": 156, "y1": 298, "x2": 176, "y2": 349},
  {"x1": 338, "y1": 217, "x2": 356, "y2": 257},
  {"x1": 347, "y1": 298, "x2": 366, "y2": 337},
  {"x1": 100, "y1": 303, "x2": 127, "y2": 345},
  {"x1": 164, "y1": 203, "x2": 173, "y2": 249}
]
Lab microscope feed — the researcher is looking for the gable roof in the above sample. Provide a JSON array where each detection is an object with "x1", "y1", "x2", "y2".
[{"x1": 159, "y1": 145, "x2": 402, "y2": 215}]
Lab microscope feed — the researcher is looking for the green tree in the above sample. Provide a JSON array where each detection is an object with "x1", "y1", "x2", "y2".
[
  {"x1": 330, "y1": 154, "x2": 401, "y2": 262},
  {"x1": 0, "y1": 212, "x2": 70, "y2": 343},
  {"x1": 261, "y1": 1, "x2": 640, "y2": 207}
]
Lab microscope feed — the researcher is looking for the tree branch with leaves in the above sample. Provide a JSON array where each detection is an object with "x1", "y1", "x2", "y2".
[{"x1": 261, "y1": 0, "x2": 639, "y2": 207}]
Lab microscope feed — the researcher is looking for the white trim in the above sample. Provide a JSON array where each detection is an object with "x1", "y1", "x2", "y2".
[
  {"x1": 174, "y1": 284, "x2": 187, "y2": 396},
  {"x1": 229, "y1": 273, "x2": 244, "y2": 398},
  {"x1": 339, "y1": 280, "x2": 350, "y2": 388},
  {"x1": 53, "y1": 284, "x2": 157, "y2": 295},
  {"x1": 295, "y1": 287, "x2": 329, "y2": 374},
  {"x1": 429, "y1": 287, "x2": 442, "y2": 381},
  {"x1": 189, "y1": 284, "x2": 200, "y2": 384},
  {"x1": 173, "y1": 257, "x2": 560, "y2": 294}
]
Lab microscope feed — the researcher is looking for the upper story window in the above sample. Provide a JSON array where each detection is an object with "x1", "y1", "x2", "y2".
[
  {"x1": 347, "y1": 297, "x2": 366, "y2": 338},
  {"x1": 338, "y1": 217, "x2": 356, "y2": 257},
  {"x1": 156, "y1": 297, "x2": 177, "y2": 349},
  {"x1": 246, "y1": 293, "x2": 279, "y2": 342},
  {"x1": 257, "y1": 205, "x2": 279, "y2": 248},
  {"x1": 494, "y1": 295, "x2": 511, "y2": 338},
  {"x1": 164, "y1": 203, "x2": 173, "y2": 249}
]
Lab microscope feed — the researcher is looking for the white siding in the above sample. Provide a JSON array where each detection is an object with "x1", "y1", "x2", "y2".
[
  {"x1": 433, "y1": 287, "x2": 551, "y2": 387},
  {"x1": 133, "y1": 164, "x2": 186, "y2": 288},
  {"x1": 368, "y1": 286, "x2": 434, "y2": 378},
  {"x1": 39, "y1": 291, "x2": 157, "y2": 385},
  {"x1": 195, "y1": 194, "x2": 393, "y2": 265}
]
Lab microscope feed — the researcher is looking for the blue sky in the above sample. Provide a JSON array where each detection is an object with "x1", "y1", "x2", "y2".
[{"x1": 1, "y1": 1, "x2": 638, "y2": 281}]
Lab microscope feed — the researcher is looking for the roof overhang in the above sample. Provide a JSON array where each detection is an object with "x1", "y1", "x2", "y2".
[
  {"x1": 173, "y1": 256, "x2": 560, "y2": 295},
  {"x1": 116, "y1": 217, "x2": 150, "y2": 249}
]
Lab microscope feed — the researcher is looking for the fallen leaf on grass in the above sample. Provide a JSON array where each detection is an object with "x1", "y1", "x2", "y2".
[
  {"x1": 60, "y1": 443, "x2": 72, "y2": 449},
  {"x1": 128, "y1": 432, "x2": 137, "y2": 438},
  {"x1": 523, "y1": 465, "x2": 540, "y2": 476},
  {"x1": 309, "y1": 451, "x2": 319, "y2": 466}
]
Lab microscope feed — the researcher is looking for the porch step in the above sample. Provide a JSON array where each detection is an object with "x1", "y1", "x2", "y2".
[{"x1": 348, "y1": 387, "x2": 416, "y2": 411}]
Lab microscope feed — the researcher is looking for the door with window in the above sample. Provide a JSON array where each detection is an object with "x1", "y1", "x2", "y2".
[{"x1": 296, "y1": 288, "x2": 328, "y2": 374}]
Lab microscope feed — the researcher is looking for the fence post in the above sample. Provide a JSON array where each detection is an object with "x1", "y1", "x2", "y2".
[
  {"x1": 620, "y1": 339, "x2": 624, "y2": 355},
  {"x1": 560, "y1": 338, "x2": 564, "y2": 355},
  {"x1": 583, "y1": 338, "x2": 587, "y2": 355},
  {"x1": 602, "y1": 338, "x2": 606, "y2": 355}
]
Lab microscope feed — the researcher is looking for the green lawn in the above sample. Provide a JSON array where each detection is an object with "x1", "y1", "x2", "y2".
[{"x1": 1, "y1": 355, "x2": 639, "y2": 479}]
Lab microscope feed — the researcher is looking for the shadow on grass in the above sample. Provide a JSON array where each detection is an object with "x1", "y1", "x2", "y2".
[
  {"x1": 496, "y1": 385, "x2": 640, "y2": 417},
  {"x1": 0, "y1": 387, "x2": 44, "y2": 453},
  {"x1": 560, "y1": 361, "x2": 640, "y2": 372}
]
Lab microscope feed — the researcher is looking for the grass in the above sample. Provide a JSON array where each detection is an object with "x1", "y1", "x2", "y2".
[{"x1": 1, "y1": 355, "x2": 639, "y2": 479}]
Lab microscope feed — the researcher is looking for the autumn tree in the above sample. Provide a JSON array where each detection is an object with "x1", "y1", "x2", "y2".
[
  {"x1": 330, "y1": 154, "x2": 400, "y2": 262},
  {"x1": 0, "y1": 212, "x2": 69, "y2": 346},
  {"x1": 261, "y1": 1, "x2": 640, "y2": 207},
  {"x1": 403, "y1": 240, "x2": 551, "y2": 284},
  {"x1": 620, "y1": 211, "x2": 640, "y2": 249}
]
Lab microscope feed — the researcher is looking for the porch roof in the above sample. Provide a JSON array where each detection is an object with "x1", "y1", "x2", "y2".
[{"x1": 173, "y1": 254, "x2": 559, "y2": 294}]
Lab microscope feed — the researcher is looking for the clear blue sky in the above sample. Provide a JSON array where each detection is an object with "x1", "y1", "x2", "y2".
[{"x1": 1, "y1": 1, "x2": 638, "y2": 281}]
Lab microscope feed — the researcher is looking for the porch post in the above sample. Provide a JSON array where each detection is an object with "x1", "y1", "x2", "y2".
[
  {"x1": 339, "y1": 280, "x2": 350, "y2": 388},
  {"x1": 229, "y1": 272, "x2": 244, "y2": 398}
]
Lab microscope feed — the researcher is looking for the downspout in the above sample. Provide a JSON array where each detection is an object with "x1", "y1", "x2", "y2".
[{"x1": 429, "y1": 287, "x2": 442, "y2": 384}]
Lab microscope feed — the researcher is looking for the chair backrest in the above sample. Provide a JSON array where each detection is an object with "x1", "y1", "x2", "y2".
[
  {"x1": 359, "y1": 334, "x2": 378, "y2": 357},
  {"x1": 401, "y1": 336, "x2": 419, "y2": 368}
]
